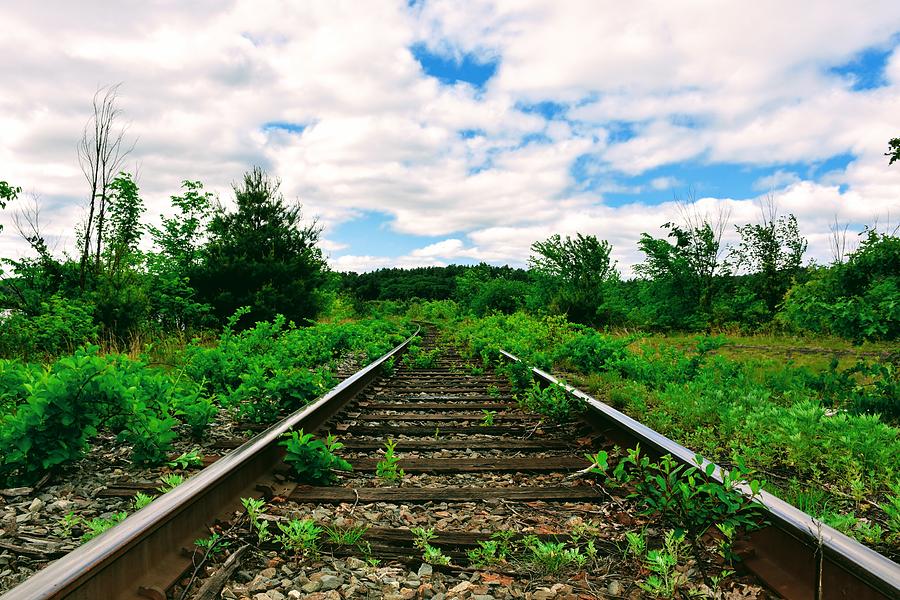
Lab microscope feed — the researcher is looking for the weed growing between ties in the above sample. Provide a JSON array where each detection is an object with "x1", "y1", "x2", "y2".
[
  {"x1": 280, "y1": 429, "x2": 352, "y2": 485},
  {"x1": 376, "y1": 438, "x2": 404, "y2": 483},
  {"x1": 411, "y1": 527, "x2": 451, "y2": 565},
  {"x1": 55, "y1": 475, "x2": 184, "y2": 545}
]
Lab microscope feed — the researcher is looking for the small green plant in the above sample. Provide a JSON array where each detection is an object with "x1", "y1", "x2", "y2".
[
  {"x1": 607, "y1": 447, "x2": 765, "y2": 545},
  {"x1": 520, "y1": 382, "x2": 582, "y2": 424},
  {"x1": 584, "y1": 450, "x2": 609, "y2": 474},
  {"x1": 486, "y1": 384, "x2": 501, "y2": 397},
  {"x1": 241, "y1": 497, "x2": 272, "y2": 544},
  {"x1": 324, "y1": 523, "x2": 369, "y2": 546},
  {"x1": 382, "y1": 357, "x2": 396, "y2": 377},
  {"x1": 411, "y1": 527, "x2": 451, "y2": 565},
  {"x1": 624, "y1": 530, "x2": 647, "y2": 559},
  {"x1": 56, "y1": 512, "x2": 81, "y2": 537},
  {"x1": 376, "y1": 438, "x2": 405, "y2": 482},
  {"x1": 133, "y1": 492, "x2": 154, "y2": 510},
  {"x1": 715, "y1": 522, "x2": 739, "y2": 565},
  {"x1": 467, "y1": 539, "x2": 509, "y2": 567},
  {"x1": 637, "y1": 530, "x2": 688, "y2": 598},
  {"x1": 480, "y1": 409, "x2": 497, "y2": 426},
  {"x1": 883, "y1": 481, "x2": 900, "y2": 535},
  {"x1": 166, "y1": 449, "x2": 204, "y2": 469},
  {"x1": 521, "y1": 535, "x2": 586, "y2": 574},
  {"x1": 81, "y1": 512, "x2": 128, "y2": 542},
  {"x1": 195, "y1": 532, "x2": 230, "y2": 554},
  {"x1": 276, "y1": 518, "x2": 322, "y2": 559},
  {"x1": 157, "y1": 473, "x2": 185, "y2": 493},
  {"x1": 279, "y1": 429, "x2": 352, "y2": 485}
]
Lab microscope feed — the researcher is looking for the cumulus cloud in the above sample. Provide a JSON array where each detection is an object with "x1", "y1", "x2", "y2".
[{"x1": 0, "y1": 1, "x2": 898, "y2": 273}]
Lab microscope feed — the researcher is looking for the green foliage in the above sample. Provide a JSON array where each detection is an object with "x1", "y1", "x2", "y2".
[
  {"x1": 529, "y1": 233, "x2": 619, "y2": 325},
  {"x1": 635, "y1": 530, "x2": 689, "y2": 598},
  {"x1": 887, "y1": 137, "x2": 900, "y2": 165},
  {"x1": 133, "y1": 492, "x2": 154, "y2": 510},
  {"x1": 195, "y1": 532, "x2": 230, "y2": 554},
  {"x1": 277, "y1": 518, "x2": 322, "y2": 558},
  {"x1": 376, "y1": 438, "x2": 404, "y2": 482},
  {"x1": 780, "y1": 231, "x2": 900, "y2": 342},
  {"x1": 480, "y1": 409, "x2": 496, "y2": 426},
  {"x1": 624, "y1": 530, "x2": 647, "y2": 558},
  {"x1": 166, "y1": 449, "x2": 204, "y2": 469},
  {"x1": 555, "y1": 330, "x2": 634, "y2": 373},
  {"x1": 81, "y1": 512, "x2": 128, "y2": 542},
  {"x1": 184, "y1": 313, "x2": 410, "y2": 424},
  {"x1": 0, "y1": 180, "x2": 20, "y2": 237},
  {"x1": 496, "y1": 360, "x2": 533, "y2": 396},
  {"x1": 520, "y1": 535, "x2": 586, "y2": 574},
  {"x1": 157, "y1": 473, "x2": 185, "y2": 493},
  {"x1": 467, "y1": 536, "x2": 510, "y2": 567},
  {"x1": 454, "y1": 265, "x2": 531, "y2": 316},
  {"x1": 241, "y1": 497, "x2": 272, "y2": 544},
  {"x1": 731, "y1": 209, "x2": 807, "y2": 314},
  {"x1": 606, "y1": 448, "x2": 764, "y2": 541},
  {"x1": 635, "y1": 219, "x2": 728, "y2": 330},
  {"x1": 402, "y1": 343, "x2": 440, "y2": 369},
  {"x1": 194, "y1": 167, "x2": 328, "y2": 326},
  {"x1": 411, "y1": 527, "x2": 451, "y2": 565},
  {"x1": 583, "y1": 450, "x2": 609, "y2": 474},
  {"x1": 520, "y1": 382, "x2": 582, "y2": 424},
  {"x1": 324, "y1": 523, "x2": 369, "y2": 546},
  {"x1": 279, "y1": 429, "x2": 352, "y2": 485},
  {"x1": 0, "y1": 295, "x2": 98, "y2": 360}
]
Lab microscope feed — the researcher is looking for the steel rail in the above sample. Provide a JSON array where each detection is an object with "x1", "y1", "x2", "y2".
[
  {"x1": 1, "y1": 327, "x2": 420, "y2": 600},
  {"x1": 499, "y1": 349, "x2": 900, "y2": 600}
]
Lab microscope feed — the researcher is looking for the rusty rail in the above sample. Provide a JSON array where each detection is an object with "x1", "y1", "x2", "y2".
[
  {"x1": 0, "y1": 328, "x2": 419, "y2": 600},
  {"x1": 499, "y1": 349, "x2": 900, "y2": 600}
]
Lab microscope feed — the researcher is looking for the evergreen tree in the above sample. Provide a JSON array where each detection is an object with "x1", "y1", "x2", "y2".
[{"x1": 194, "y1": 167, "x2": 327, "y2": 325}]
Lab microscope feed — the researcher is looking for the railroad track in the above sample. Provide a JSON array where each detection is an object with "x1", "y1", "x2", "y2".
[{"x1": 2, "y1": 327, "x2": 898, "y2": 599}]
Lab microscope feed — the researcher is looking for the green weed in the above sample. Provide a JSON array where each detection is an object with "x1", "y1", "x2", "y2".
[
  {"x1": 376, "y1": 438, "x2": 404, "y2": 483},
  {"x1": 280, "y1": 429, "x2": 352, "y2": 485}
]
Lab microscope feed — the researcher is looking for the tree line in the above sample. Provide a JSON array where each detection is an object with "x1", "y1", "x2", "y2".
[{"x1": 0, "y1": 87, "x2": 897, "y2": 359}]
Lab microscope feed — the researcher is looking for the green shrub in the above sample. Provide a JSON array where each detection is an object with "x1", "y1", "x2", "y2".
[
  {"x1": 519, "y1": 382, "x2": 582, "y2": 424},
  {"x1": 0, "y1": 295, "x2": 98, "y2": 360},
  {"x1": 279, "y1": 429, "x2": 352, "y2": 485}
]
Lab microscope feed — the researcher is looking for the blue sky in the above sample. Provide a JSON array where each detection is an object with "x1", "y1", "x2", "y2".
[{"x1": 1, "y1": 1, "x2": 899, "y2": 272}]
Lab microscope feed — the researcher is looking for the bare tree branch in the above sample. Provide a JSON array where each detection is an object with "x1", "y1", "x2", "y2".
[{"x1": 76, "y1": 83, "x2": 135, "y2": 287}]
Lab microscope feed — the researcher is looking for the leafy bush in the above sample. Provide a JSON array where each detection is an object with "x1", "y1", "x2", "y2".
[
  {"x1": 280, "y1": 429, "x2": 352, "y2": 485},
  {"x1": 184, "y1": 311, "x2": 412, "y2": 423},
  {"x1": 519, "y1": 382, "x2": 582, "y2": 424},
  {"x1": 780, "y1": 231, "x2": 900, "y2": 343},
  {"x1": 0, "y1": 295, "x2": 98, "y2": 360},
  {"x1": 554, "y1": 330, "x2": 634, "y2": 373},
  {"x1": 607, "y1": 448, "x2": 764, "y2": 541},
  {"x1": 0, "y1": 346, "x2": 218, "y2": 484}
]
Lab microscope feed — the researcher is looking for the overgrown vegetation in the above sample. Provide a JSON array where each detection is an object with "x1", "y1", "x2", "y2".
[
  {"x1": 436, "y1": 309, "x2": 899, "y2": 555},
  {"x1": 0, "y1": 316, "x2": 411, "y2": 486}
]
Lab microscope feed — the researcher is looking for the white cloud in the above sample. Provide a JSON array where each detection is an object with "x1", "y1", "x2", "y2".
[
  {"x1": 1, "y1": 1, "x2": 899, "y2": 272},
  {"x1": 753, "y1": 170, "x2": 801, "y2": 191}
]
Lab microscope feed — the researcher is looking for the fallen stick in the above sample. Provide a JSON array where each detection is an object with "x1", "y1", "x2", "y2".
[{"x1": 190, "y1": 544, "x2": 249, "y2": 600}]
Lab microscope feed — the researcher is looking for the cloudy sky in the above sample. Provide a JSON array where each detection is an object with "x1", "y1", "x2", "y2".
[{"x1": 1, "y1": 0, "x2": 899, "y2": 273}]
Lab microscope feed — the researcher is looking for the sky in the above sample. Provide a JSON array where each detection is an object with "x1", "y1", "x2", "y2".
[{"x1": 1, "y1": 0, "x2": 899, "y2": 274}]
